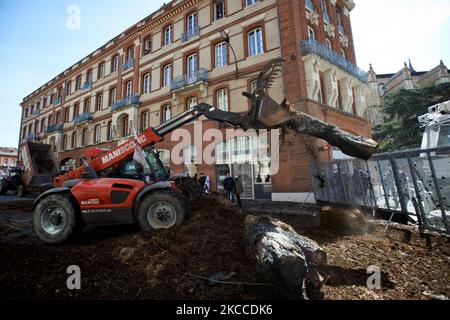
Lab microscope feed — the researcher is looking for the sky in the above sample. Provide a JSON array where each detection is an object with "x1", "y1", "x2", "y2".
[{"x1": 0, "y1": 0, "x2": 449, "y2": 148}]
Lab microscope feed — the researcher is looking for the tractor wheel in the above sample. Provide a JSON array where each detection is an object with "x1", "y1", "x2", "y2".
[
  {"x1": 17, "y1": 185, "x2": 26, "y2": 198},
  {"x1": 137, "y1": 190, "x2": 186, "y2": 232},
  {"x1": 0, "y1": 180, "x2": 8, "y2": 195},
  {"x1": 176, "y1": 177, "x2": 202, "y2": 202},
  {"x1": 33, "y1": 195, "x2": 85, "y2": 244}
]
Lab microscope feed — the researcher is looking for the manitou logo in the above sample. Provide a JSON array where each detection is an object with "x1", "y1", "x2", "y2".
[
  {"x1": 81, "y1": 199, "x2": 100, "y2": 206},
  {"x1": 100, "y1": 141, "x2": 137, "y2": 165}
]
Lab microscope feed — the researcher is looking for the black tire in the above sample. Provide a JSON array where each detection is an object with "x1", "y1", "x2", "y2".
[
  {"x1": 33, "y1": 194, "x2": 85, "y2": 244},
  {"x1": 175, "y1": 177, "x2": 202, "y2": 202},
  {"x1": 17, "y1": 185, "x2": 26, "y2": 198},
  {"x1": 137, "y1": 190, "x2": 186, "y2": 232},
  {"x1": 0, "y1": 180, "x2": 8, "y2": 195}
]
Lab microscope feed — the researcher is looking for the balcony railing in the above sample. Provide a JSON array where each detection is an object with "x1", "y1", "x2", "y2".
[
  {"x1": 171, "y1": 68, "x2": 208, "y2": 91},
  {"x1": 27, "y1": 132, "x2": 38, "y2": 141},
  {"x1": 301, "y1": 38, "x2": 368, "y2": 83},
  {"x1": 181, "y1": 26, "x2": 200, "y2": 43},
  {"x1": 122, "y1": 60, "x2": 134, "y2": 72},
  {"x1": 84, "y1": 81, "x2": 93, "y2": 90},
  {"x1": 111, "y1": 94, "x2": 140, "y2": 112},
  {"x1": 74, "y1": 112, "x2": 93, "y2": 125},
  {"x1": 47, "y1": 124, "x2": 64, "y2": 134},
  {"x1": 54, "y1": 97, "x2": 62, "y2": 106},
  {"x1": 305, "y1": 0, "x2": 315, "y2": 11}
]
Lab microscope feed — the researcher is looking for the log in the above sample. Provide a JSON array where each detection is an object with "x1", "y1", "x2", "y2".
[
  {"x1": 284, "y1": 112, "x2": 379, "y2": 160},
  {"x1": 244, "y1": 215, "x2": 326, "y2": 299}
]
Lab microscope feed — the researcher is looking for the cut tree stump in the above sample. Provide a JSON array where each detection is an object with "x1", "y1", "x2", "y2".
[{"x1": 244, "y1": 215, "x2": 327, "y2": 300}]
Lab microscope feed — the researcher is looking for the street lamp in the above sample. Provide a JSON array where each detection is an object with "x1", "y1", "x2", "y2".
[{"x1": 219, "y1": 30, "x2": 239, "y2": 78}]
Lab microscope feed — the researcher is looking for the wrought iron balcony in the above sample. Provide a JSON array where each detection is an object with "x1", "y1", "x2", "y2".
[
  {"x1": 111, "y1": 94, "x2": 140, "y2": 112},
  {"x1": 74, "y1": 112, "x2": 93, "y2": 125},
  {"x1": 27, "y1": 132, "x2": 38, "y2": 141},
  {"x1": 47, "y1": 124, "x2": 64, "y2": 134},
  {"x1": 54, "y1": 97, "x2": 62, "y2": 106},
  {"x1": 171, "y1": 68, "x2": 208, "y2": 91},
  {"x1": 305, "y1": 0, "x2": 315, "y2": 11},
  {"x1": 301, "y1": 38, "x2": 368, "y2": 83},
  {"x1": 84, "y1": 81, "x2": 93, "y2": 90},
  {"x1": 122, "y1": 60, "x2": 134, "y2": 72},
  {"x1": 181, "y1": 26, "x2": 200, "y2": 43}
]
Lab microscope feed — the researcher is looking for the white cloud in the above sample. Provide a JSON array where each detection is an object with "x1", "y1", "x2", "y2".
[{"x1": 352, "y1": 0, "x2": 450, "y2": 74}]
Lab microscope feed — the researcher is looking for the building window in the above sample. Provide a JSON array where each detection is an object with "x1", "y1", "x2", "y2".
[
  {"x1": 82, "y1": 128, "x2": 89, "y2": 146},
  {"x1": 122, "y1": 115, "x2": 129, "y2": 137},
  {"x1": 163, "y1": 64, "x2": 173, "y2": 87},
  {"x1": 307, "y1": 26, "x2": 315, "y2": 39},
  {"x1": 76, "y1": 75, "x2": 82, "y2": 91},
  {"x1": 74, "y1": 103, "x2": 80, "y2": 117},
  {"x1": 125, "y1": 81, "x2": 133, "y2": 97},
  {"x1": 246, "y1": 0, "x2": 260, "y2": 7},
  {"x1": 248, "y1": 28, "x2": 263, "y2": 57},
  {"x1": 86, "y1": 69, "x2": 93, "y2": 83},
  {"x1": 141, "y1": 111, "x2": 149, "y2": 131},
  {"x1": 98, "y1": 63, "x2": 105, "y2": 79},
  {"x1": 250, "y1": 79, "x2": 258, "y2": 93},
  {"x1": 112, "y1": 55, "x2": 119, "y2": 73},
  {"x1": 164, "y1": 25, "x2": 173, "y2": 46},
  {"x1": 337, "y1": 8, "x2": 344, "y2": 35},
  {"x1": 42, "y1": 97, "x2": 47, "y2": 108},
  {"x1": 96, "y1": 94, "x2": 103, "y2": 111},
  {"x1": 62, "y1": 135, "x2": 68, "y2": 151},
  {"x1": 64, "y1": 108, "x2": 70, "y2": 123},
  {"x1": 110, "y1": 87, "x2": 117, "y2": 105},
  {"x1": 217, "y1": 89, "x2": 228, "y2": 111},
  {"x1": 94, "y1": 125, "x2": 101, "y2": 144},
  {"x1": 143, "y1": 36, "x2": 152, "y2": 56},
  {"x1": 66, "y1": 81, "x2": 72, "y2": 96},
  {"x1": 322, "y1": 0, "x2": 330, "y2": 23},
  {"x1": 71, "y1": 132, "x2": 77, "y2": 149},
  {"x1": 143, "y1": 73, "x2": 151, "y2": 94},
  {"x1": 186, "y1": 13, "x2": 198, "y2": 36},
  {"x1": 187, "y1": 54, "x2": 197, "y2": 79},
  {"x1": 214, "y1": 1, "x2": 225, "y2": 20},
  {"x1": 127, "y1": 47, "x2": 134, "y2": 63},
  {"x1": 162, "y1": 105, "x2": 171, "y2": 122},
  {"x1": 107, "y1": 121, "x2": 113, "y2": 140},
  {"x1": 325, "y1": 38, "x2": 332, "y2": 50},
  {"x1": 186, "y1": 97, "x2": 197, "y2": 110},
  {"x1": 215, "y1": 42, "x2": 228, "y2": 68},
  {"x1": 83, "y1": 98, "x2": 90, "y2": 113}
]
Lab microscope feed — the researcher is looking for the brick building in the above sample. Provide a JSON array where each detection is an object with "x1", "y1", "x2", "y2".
[
  {"x1": 19, "y1": 0, "x2": 372, "y2": 202},
  {"x1": 0, "y1": 147, "x2": 18, "y2": 177}
]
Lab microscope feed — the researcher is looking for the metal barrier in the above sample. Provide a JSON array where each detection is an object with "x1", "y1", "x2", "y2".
[{"x1": 312, "y1": 146, "x2": 450, "y2": 234}]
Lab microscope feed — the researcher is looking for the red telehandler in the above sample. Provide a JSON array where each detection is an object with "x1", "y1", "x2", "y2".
[{"x1": 32, "y1": 59, "x2": 378, "y2": 244}]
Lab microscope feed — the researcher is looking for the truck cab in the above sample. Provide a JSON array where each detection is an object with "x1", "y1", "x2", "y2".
[{"x1": 419, "y1": 100, "x2": 450, "y2": 150}]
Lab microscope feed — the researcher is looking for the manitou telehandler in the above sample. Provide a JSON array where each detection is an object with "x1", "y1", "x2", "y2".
[{"x1": 32, "y1": 59, "x2": 378, "y2": 244}]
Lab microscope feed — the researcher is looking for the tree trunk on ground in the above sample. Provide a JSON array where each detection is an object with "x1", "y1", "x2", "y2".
[{"x1": 244, "y1": 215, "x2": 326, "y2": 300}]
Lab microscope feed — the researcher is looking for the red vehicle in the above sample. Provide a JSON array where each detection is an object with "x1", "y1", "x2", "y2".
[{"x1": 32, "y1": 103, "x2": 251, "y2": 244}]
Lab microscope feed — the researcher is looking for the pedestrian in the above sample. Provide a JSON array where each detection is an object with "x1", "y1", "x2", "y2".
[
  {"x1": 193, "y1": 173, "x2": 198, "y2": 184},
  {"x1": 199, "y1": 173, "x2": 206, "y2": 193},
  {"x1": 223, "y1": 172, "x2": 235, "y2": 201},
  {"x1": 256, "y1": 174, "x2": 262, "y2": 183},
  {"x1": 234, "y1": 175, "x2": 243, "y2": 207},
  {"x1": 204, "y1": 175, "x2": 211, "y2": 194},
  {"x1": 265, "y1": 175, "x2": 271, "y2": 183}
]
